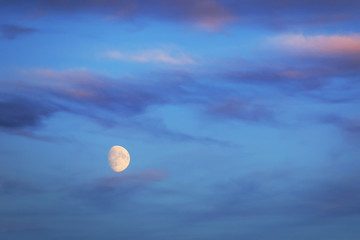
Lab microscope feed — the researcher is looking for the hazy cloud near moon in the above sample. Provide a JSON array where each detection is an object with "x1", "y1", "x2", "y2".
[
  {"x1": 71, "y1": 169, "x2": 167, "y2": 209},
  {"x1": 0, "y1": 175, "x2": 41, "y2": 195}
]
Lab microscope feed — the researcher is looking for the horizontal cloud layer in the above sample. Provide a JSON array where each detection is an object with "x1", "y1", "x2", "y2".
[
  {"x1": 0, "y1": 24, "x2": 37, "y2": 40},
  {"x1": 0, "y1": 0, "x2": 233, "y2": 31},
  {"x1": 0, "y1": 68, "x2": 253, "y2": 146},
  {"x1": 270, "y1": 34, "x2": 360, "y2": 56},
  {"x1": 105, "y1": 48, "x2": 196, "y2": 65},
  {"x1": 71, "y1": 169, "x2": 168, "y2": 209},
  {"x1": 2, "y1": 0, "x2": 360, "y2": 30}
]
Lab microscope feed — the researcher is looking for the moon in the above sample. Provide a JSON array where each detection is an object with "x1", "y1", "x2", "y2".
[{"x1": 108, "y1": 146, "x2": 130, "y2": 172}]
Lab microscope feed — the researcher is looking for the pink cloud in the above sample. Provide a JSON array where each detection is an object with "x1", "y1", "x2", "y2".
[
  {"x1": 279, "y1": 70, "x2": 311, "y2": 79},
  {"x1": 178, "y1": 0, "x2": 235, "y2": 31},
  {"x1": 270, "y1": 34, "x2": 360, "y2": 56},
  {"x1": 105, "y1": 48, "x2": 197, "y2": 65},
  {"x1": 96, "y1": 169, "x2": 168, "y2": 189},
  {"x1": 20, "y1": 68, "x2": 108, "y2": 101},
  {"x1": 21, "y1": 68, "x2": 103, "y2": 84},
  {"x1": 1, "y1": 0, "x2": 235, "y2": 31}
]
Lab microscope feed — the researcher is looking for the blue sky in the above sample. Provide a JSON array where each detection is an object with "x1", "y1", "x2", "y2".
[{"x1": 1, "y1": 0, "x2": 360, "y2": 239}]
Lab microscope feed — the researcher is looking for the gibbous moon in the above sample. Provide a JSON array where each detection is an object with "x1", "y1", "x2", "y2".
[{"x1": 108, "y1": 146, "x2": 130, "y2": 172}]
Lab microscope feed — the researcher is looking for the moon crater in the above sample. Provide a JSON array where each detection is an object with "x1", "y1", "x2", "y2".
[{"x1": 108, "y1": 146, "x2": 130, "y2": 172}]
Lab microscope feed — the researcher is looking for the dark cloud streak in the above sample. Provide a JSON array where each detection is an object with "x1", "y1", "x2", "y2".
[
  {"x1": 0, "y1": 24, "x2": 37, "y2": 40},
  {"x1": 0, "y1": 175, "x2": 41, "y2": 195},
  {"x1": 207, "y1": 98, "x2": 274, "y2": 122},
  {"x1": 187, "y1": 168, "x2": 360, "y2": 223},
  {"x1": 2, "y1": 0, "x2": 360, "y2": 30},
  {"x1": 0, "y1": 0, "x2": 233, "y2": 31},
  {"x1": 0, "y1": 69, "x2": 244, "y2": 146},
  {"x1": 0, "y1": 97, "x2": 60, "y2": 129},
  {"x1": 71, "y1": 169, "x2": 167, "y2": 210}
]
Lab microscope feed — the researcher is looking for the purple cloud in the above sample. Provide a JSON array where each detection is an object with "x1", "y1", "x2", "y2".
[
  {"x1": 223, "y1": 36, "x2": 360, "y2": 98},
  {"x1": 303, "y1": 175, "x2": 360, "y2": 218},
  {"x1": 270, "y1": 34, "x2": 360, "y2": 57},
  {"x1": 207, "y1": 98, "x2": 274, "y2": 122},
  {"x1": 15, "y1": 68, "x2": 166, "y2": 120},
  {"x1": 226, "y1": 68, "x2": 333, "y2": 91},
  {"x1": 0, "y1": 175, "x2": 41, "y2": 195},
  {"x1": 185, "y1": 166, "x2": 360, "y2": 223},
  {"x1": 0, "y1": 97, "x2": 60, "y2": 129},
  {"x1": 224, "y1": 0, "x2": 360, "y2": 29},
  {"x1": 104, "y1": 48, "x2": 197, "y2": 65},
  {"x1": 320, "y1": 115, "x2": 360, "y2": 143},
  {"x1": 0, "y1": 68, "x2": 241, "y2": 147},
  {"x1": 0, "y1": 0, "x2": 234, "y2": 31},
  {"x1": 2, "y1": 0, "x2": 360, "y2": 31},
  {"x1": 72, "y1": 169, "x2": 167, "y2": 209}
]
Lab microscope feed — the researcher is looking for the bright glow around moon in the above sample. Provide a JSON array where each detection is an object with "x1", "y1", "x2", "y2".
[{"x1": 108, "y1": 146, "x2": 130, "y2": 172}]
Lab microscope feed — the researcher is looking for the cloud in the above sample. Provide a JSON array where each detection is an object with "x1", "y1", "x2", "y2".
[
  {"x1": 193, "y1": 169, "x2": 298, "y2": 219},
  {"x1": 224, "y1": 66, "x2": 360, "y2": 107},
  {"x1": 223, "y1": 34, "x2": 360, "y2": 97},
  {"x1": 105, "y1": 48, "x2": 197, "y2": 65},
  {"x1": 94, "y1": 169, "x2": 167, "y2": 188},
  {"x1": 72, "y1": 169, "x2": 168, "y2": 209},
  {"x1": 0, "y1": 222, "x2": 45, "y2": 233},
  {"x1": 0, "y1": 0, "x2": 234, "y2": 31},
  {"x1": 0, "y1": 175, "x2": 41, "y2": 195},
  {"x1": 1, "y1": 68, "x2": 240, "y2": 146},
  {"x1": 0, "y1": 69, "x2": 165, "y2": 134},
  {"x1": 225, "y1": 67, "x2": 333, "y2": 92},
  {"x1": 2, "y1": 0, "x2": 360, "y2": 31},
  {"x1": 303, "y1": 175, "x2": 360, "y2": 217},
  {"x1": 152, "y1": 0, "x2": 235, "y2": 31},
  {"x1": 0, "y1": 97, "x2": 60, "y2": 129},
  {"x1": 320, "y1": 115, "x2": 360, "y2": 143},
  {"x1": 186, "y1": 166, "x2": 360, "y2": 223},
  {"x1": 19, "y1": 68, "x2": 164, "y2": 117},
  {"x1": 0, "y1": 24, "x2": 37, "y2": 40},
  {"x1": 127, "y1": 116, "x2": 238, "y2": 147},
  {"x1": 270, "y1": 34, "x2": 360, "y2": 56},
  {"x1": 207, "y1": 98, "x2": 274, "y2": 122},
  {"x1": 225, "y1": 0, "x2": 360, "y2": 29}
]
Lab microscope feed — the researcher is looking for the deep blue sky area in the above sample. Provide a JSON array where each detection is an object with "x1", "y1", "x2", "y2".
[{"x1": 1, "y1": 1, "x2": 360, "y2": 239}]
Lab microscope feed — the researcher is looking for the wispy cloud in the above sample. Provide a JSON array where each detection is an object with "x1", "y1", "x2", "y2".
[
  {"x1": 184, "y1": 166, "x2": 360, "y2": 223},
  {"x1": 0, "y1": 97, "x2": 60, "y2": 129},
  {"x1": 0, "y1": 221, "x2": 45, "y2": 233},
  {"x1": 207, "y1": 98, "x2": 274, "y2": 122},
  {"x1": 270, "y1": 34, "x2": 360, "y2": 56},
  {"x1": 171, "y1": 0, "x2": 235, "y2": 31},
  {"x1": 0, "y1": 0, "x2": 235, "y2": 31},
  {"x1": 224, "y1": 0, "x2": 360, "y2": 29},
  {"x1": 19, "y1": 68, "x2": 163, "y2": 116},
  {"x1": 104, "y1": 48, "x2": 197, "y2": 65},
  {"x1": 0, "y1": 175, "x2": 41, "y2": 195},
  {"x1": 1, "y1": 69, "x2": 163, "y2": 132},
  {"x1": 2, "y1": 0, "x2": 360, "y2": 31},
  {"x1": 223, "y1": 34, "x2": 360, "y2": 97},
  {"x1": 0, "y1": 24, "x2": 37, "y2": 40},
  {"x1": 71, "y1": 169, "x2": 168, "y2": 209},
  {"x1": 320, "y1": 115, "x2": 360, "y2": 143},
  {"x1": 1, "y1": 68, "x2": 240, "y2": 146}
]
